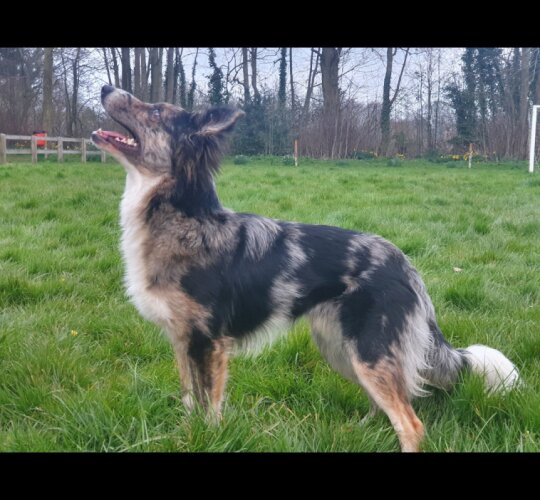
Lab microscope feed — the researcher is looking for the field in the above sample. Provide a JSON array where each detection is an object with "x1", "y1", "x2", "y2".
[{"x1": 0, "y1": 157, "x2": 539, "y2": 452}]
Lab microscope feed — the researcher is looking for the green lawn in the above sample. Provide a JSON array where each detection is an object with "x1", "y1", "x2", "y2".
[{"x1": 0, "y1": 157, "x2": 539, "y2": 452}]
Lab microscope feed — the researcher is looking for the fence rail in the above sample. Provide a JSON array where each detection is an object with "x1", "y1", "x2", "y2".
[{"x1": 0, "y1": 133, "x2": 107, "y2": 164}]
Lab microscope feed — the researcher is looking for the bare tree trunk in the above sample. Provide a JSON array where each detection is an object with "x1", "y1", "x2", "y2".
[
  {"x1": 187, "y1": 48, "x2": 198, "y2": 110},
  {"x1": 150, "y1": 48, "x2": 163, "y2": 102},
  {"x1": 176, "y1": 48, "x2": 186, "y2": 107},
  {"x1": 121, "y1": 47, "x2": 132, "y2": 93},
  {"x1": 380, "y1": 48, "x2": 394, "y2": 156},
  {"x1": 535, "y1": 48, "x2": 540, "y2": 105},
  {"x1": 102, "y1": 48, "x2": 112, "y2": 85},
  {"x1": 165, "y1": 47, "x2": 175, "y2": 103},
  {"x1": 320, "y1": 47, "x2": 341, "y2": 158},
  {"x1": 172, "y1": 47, "x2": 182, "y2": 105},
  {"x1": 71, "y1": 48, "x2": 81, "y2": 136},
  {"x1": 302, "y1": 48, "x2": 319, "y2": 120},
  {"x1": 419, "y1": 70, "x2": 424, "y2": 155},
  {"x1": 110, "y1": 48, "x2": 120, "y2": 87},
  {"x1": 141, "y1": 48, "x2": 148, "y2": 100},
  {"x1": 250, "y1": 48, "x2": 260, "y2": 103},
  {"x1": 434, "y1": 49, "x2": 441, "y2": 150},
  {"x1": 519, "y1": 48, "x2": 530, "y2": 158},
  {"x1": 380, "y1": 47, "x2": 409, "y2": 156},
  {"x1": 134, "y1": 48, "x2": 141, "y2": 98},
  {"x1": 42, "y1": 47, "x2": 54, "y2": 133},
  {"x1": 426, "y1": 50, "x2": 433, "y2": 152},
  {"x1": 289, "y1": 47, "x2": 295, "y2": 118},
  {"x1": 242, "y1": 47, "x2": 250, "y2": 104}
]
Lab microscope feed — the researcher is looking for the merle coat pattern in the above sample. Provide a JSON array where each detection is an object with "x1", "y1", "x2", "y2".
[{"x1": 92, "y1": 85, "x2": 519, "y2": 452}]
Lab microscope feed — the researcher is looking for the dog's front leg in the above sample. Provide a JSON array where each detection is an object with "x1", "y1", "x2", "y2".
[
  {"x1": 171, "y1": 338, "x2": 197, "y2": 414},
  {"x1": 172, "y1": 333, "x2": 231, "y2": 423}
]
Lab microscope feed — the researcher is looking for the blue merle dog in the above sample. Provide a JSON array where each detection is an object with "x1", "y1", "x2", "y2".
[{"x1": 92, "y1": 85, "x2": 519, "y2": 452}]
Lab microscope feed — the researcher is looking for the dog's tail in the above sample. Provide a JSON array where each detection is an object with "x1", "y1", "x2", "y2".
[{"x1": 424, "y1": 323, "x2": 520, "y2": 394}]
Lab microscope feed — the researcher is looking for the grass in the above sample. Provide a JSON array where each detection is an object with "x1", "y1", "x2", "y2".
[{"x1": 0, "y1": 156, "x2": 539, "y2": 452}]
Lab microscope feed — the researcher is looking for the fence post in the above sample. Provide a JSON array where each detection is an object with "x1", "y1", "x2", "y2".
[
  {"x1": 294, "y1": 138, "x2": 298, "y2": 167},
  {"x1": 31, "y1": 136, "x2": 37, "y2": 163},
  {"x1": 57, "y1": 138, "x2": 63, "y2": 162},
  {"x1": 101, "y1": 150, "x2": 106, "y2": 163},
  {"x1": 0, "y1": 134, "x2": 6, "y2": 164},
  {"x1": 81, "y1": 139, "x2": 87, "y2": 163}
]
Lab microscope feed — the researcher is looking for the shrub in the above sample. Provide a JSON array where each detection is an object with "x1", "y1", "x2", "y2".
[
  {"x1": 281, "y1": 155, "x2": 295, "y2": 166},
  {"x1": 233, "y1": 155, "x2": 249, "y2": 165},
  {"x1": 353, "y1": 150, "x2": 377, "y2": 160}
]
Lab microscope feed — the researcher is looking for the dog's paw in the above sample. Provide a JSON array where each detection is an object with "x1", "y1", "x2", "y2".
[{"x1": 182, "y1": 393, "x2": 195, "y2": 413}]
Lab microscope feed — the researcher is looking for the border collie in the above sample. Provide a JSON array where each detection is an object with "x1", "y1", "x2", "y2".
[{"x1": 92, "y1": 85, "x2": 519, "y2": 451}]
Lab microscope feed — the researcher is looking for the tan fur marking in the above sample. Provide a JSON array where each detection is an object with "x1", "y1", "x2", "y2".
[
  {"x1": 208, "y1": 337, "x2": 233, "y2": 419},
  {"x1": 350, "y1": 355, "x2": 425, "y2": 452}
]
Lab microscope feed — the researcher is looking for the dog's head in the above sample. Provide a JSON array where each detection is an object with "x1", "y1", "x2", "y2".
[{"x1": 92, "y1": 85, "x2": 244, "y2": 179}]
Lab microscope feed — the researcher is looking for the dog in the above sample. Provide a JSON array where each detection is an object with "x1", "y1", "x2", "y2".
[{"x1": 92, "y1": 85, "x2": 519, "y2": 452}]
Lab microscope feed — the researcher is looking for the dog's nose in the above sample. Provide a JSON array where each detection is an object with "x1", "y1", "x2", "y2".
[{"x1": 101, "y1": 85, "x2": 115, "y2": 100}]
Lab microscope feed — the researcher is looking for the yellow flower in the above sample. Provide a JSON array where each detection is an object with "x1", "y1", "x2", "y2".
[{"x1": 71, "y1": 330, "x2": 78, "y2": 337}]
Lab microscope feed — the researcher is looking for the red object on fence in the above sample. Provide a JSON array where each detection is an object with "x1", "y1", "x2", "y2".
[{"x1": 32, "y1": 131, "x2": 47, "y2": 148}]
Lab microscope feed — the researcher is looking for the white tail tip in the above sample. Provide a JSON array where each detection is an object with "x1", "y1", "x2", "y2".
[{"x1": 464, "y1": 345, "x2": 520, "y2": 393}]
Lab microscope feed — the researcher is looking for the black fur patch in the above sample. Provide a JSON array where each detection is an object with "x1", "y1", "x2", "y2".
[
  {"x1": 341, "y1": 249, "x2": 419, "y2": 364},
  {"x1": 181, "y1": 224, "x2": 289, "y2": 337},
  {"x1": 288, "y1": 224, "x2": 356, "y2": 317}
]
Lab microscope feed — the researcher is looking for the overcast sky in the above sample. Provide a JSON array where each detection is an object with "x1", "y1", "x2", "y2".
[{"x1": 85, "y1": 48, "x2": 465, "y2": 115}]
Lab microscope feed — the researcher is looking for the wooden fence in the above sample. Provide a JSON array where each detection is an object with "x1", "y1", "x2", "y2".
[{"x1": 0, "y1": 134, "x2": 107, "y2": 164}]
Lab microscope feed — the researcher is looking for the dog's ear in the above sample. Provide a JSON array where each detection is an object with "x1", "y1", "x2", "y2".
[{"x1": 195, "y1": 107, "x2": 245, "y2": 137}]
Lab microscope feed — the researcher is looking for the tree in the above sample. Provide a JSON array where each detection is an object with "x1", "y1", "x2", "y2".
[
  {"x1": 165, "y1": 48, "x2": 175, "y2": 103},
  {"x1": 289, "y1": 47, "x2": 296, "y2": 118},
  {"x1": 207, "y1": 48, "x2": 224, "y2": 105},
  {"x1": 187, "y1": 48, "x2": 198, "y2": 111},
  {"x1": 102, "y1": 48, "x2": 112, "y2": 85},
  {"x1": 241, "y1": 47, "x2": 250, "y2": 104},
  {"x1": 110, "y1": 48, "x2": 120, "y2": 87},
  {"x1": 278, "y1": 48, "x2": 287, "y2": 107},
  {"x1": 134, "y1": 47, "x2": 141, "y2": 98},
  {"x1": 380, "y1": 47, "x2": 409, "y2": 156},
  {"x1": 519, "y1": 48, "x2": 530, "y2": 157},
  {"x1": 42, "y1": 47, "x2": 54, "y2": 133},
  {"x1": 150, "y1": 48, "x2": 163, "y2": 102},
  {"x1": 251, "y1": 48, "x2": 260, "y2": 104},
  {"x1": 302, "y1": 48, "x2": 320, "y2": 121},
  {"x1": 121, "y1": 47, "x2": 132, "y2": 93},
  {"x1": 320, "y1": 47, "x2": 341, "y2": 158},
  {"x1": 176, "y1": 48, "x2": 186, "y2": 108}
]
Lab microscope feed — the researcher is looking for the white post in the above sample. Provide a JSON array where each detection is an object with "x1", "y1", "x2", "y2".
[{"x1": 529, "y1": 105, "x2": 540, "y2": 173}]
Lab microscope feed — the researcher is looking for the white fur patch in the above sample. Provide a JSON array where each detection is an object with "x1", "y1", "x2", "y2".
[
  {"x1": 464, "y1": 344, "x2": 520, "y2": 393},
  {"x1": 308, "y1": 303, "x2": 358, "y2": 383},
  {"x1": 120, "y1": 170, "x2": 172, "y2": 326},
  {"x1": 244, "y1": 217, "x2": 281, "y2": 260},
  {"x1": 397, "y1": 307, "x2": 434, "y2": 397},
  {"x1": 233, "y1": 313, "x2": 292, "y2": 356}
]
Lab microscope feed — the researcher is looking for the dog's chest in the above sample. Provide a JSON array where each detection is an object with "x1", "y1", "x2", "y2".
[{"x1": 120, "y1": 173, "x2": 171, "y2": 326}]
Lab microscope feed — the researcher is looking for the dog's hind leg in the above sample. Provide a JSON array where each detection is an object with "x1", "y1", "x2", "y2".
[
  {"x1": 308, "y1": 302, "x2": 424, "y2": 451},
  {"x1": 350, "y1": 355, "x2": 424, "y2": 452}
]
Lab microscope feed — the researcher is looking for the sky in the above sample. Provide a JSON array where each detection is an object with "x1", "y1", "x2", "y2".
[{"x1": 83, "y1": 48, "x2": 465, "y2": 115}]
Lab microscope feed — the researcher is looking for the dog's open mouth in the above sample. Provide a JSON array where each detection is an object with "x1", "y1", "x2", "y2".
[{"x1": 92, "y1": 128, "x2": 140, "y2": 155}]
